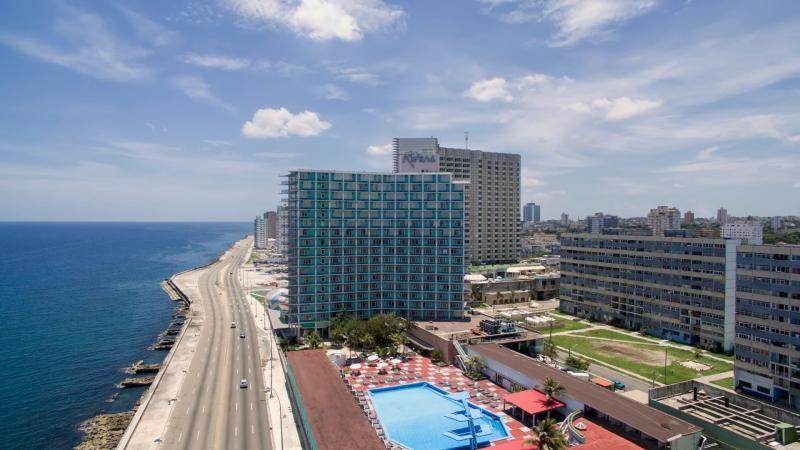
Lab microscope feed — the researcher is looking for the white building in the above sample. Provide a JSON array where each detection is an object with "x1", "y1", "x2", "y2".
[
  {"x1": 772, "y1": 216, "x2": 782, "y2": 232},
  {"x1": 717, "y1": 207, "x2": 728, "y2": 225},
  {"x1": 254, "y1": 215, "x2": 267, "y2": 249},
  {"x1": 647, "y1": 206, "x2": 681, "y2": 236},
  {"x1": 722, "y1": 222, "x2": 763, "y2": 245},
  {"x1": 560, "y1": 213, "x2": 569, "y2": 226}
]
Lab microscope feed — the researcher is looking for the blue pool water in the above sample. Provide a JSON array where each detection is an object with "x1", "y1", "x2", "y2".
[{"x1": 369, "y1": 382, "x2": 510, "y2": 450}]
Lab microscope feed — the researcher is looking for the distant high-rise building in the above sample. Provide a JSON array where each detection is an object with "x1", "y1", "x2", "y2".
[
  {"x1": 684, "y1": 211, "x2": 695, "y2": 225},
  {"x1": 254, "y1": 215, "x2": 267, "y2": 249},
  {"x1": 523, "y1": 202, "x2": 540, "y2": 224},
  {"x1": 717, "y1": 207, "x2": 728, "y2": 225},
  {"x1": 394, "y1": 137, "x2": 520, "y2": 265},
  {"x1": 277, "y1": 204, "x2": 287, "y2": 255},
  {"x1": 647, "y1": 206, "x2": 681, "y2": 236},
  {"x1": 772, "y1": 216, "x2": 782, "y2": 232},
  {"x1": 586, "y1": 213, "x2": 618, "y2": 234},
  {"x1": 283, "y1": 170, "x2": 466, "y2": 328},
  {"x1": 560, "y1": 213, "x2": 569, "y2": 226},
  {"x1": 264, "y1": 211, "x2": 278, "y2": 239},
  {"x1": 722, "y1": 222, "x2": 763, "y2": 245}
]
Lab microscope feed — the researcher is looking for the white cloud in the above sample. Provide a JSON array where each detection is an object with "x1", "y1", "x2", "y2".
[
  {"x1": 481, "y1": 0, "x2": 659, "y2": 47},
  {"x1": 321, "y1": 83, "x2": 350, "y2": 100},
  {"x1": 117, "y1": 5, "x2": 177, "y2": 46},
  {"x1": 0, "y1": 7, "x2": 151, "y2": 82},
  {"x1": 366, "y1": 144, "x2": 391, "y2": 155},
  {"x1": 181, "y1": 53, "x2": 250, "y2": 70},
  {"x1": 329, "y1": 66, "x2": 382, "y2": 85},
  {"x1": 464, "y1": 77, "x2": 513, "y2": 102},
  {"x1": 588, "y1": 97, "x2": 662, "y2": 120},
  {"x1": 171, "y1": 76, "x2": 234, "y2": 111},
  {"x1": 225, "y1": 0, "x2": 404, "y2": 42},
  {"x1": 242, "y1": 107, "x2": 331, "y2": 138}
]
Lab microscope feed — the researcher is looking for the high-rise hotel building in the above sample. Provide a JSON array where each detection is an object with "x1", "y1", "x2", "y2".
[
  {"x1": 282, "y1": 170, "x2": 467, "y2": 329},
  {"x1": 393, "y1": 138, "x2": 520, "y2": 265},
  {"x1": 734, "y1": 244, "x2": 800, "y2": 408},
  {"x1": 560, "y1": 234, "x2": 737, "y2": 352}
]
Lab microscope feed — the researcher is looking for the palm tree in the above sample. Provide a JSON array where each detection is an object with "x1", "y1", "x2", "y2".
[
  {"x1": 542, "y1": 340, "x2": 558, "y2": 359},
  {"x1": 390, "y1": 332, "x2": 407, "y2": 355},
  {"x1": 305, "y1": 330, "x2": 323, "y2": 349},
  {"x1": 532, "y1": 418, "x2": 568, "y2": 450},
  {"x1": 542, "y1": 378, "x2": 564, "y2": 418}
]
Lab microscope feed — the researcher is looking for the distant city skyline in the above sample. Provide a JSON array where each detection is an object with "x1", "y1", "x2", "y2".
[{"x1": 1, "y1": 1, "x2": 799, "y2": 220}]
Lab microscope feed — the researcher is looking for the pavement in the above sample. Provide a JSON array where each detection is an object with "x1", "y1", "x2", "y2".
[{"x1": 121, "y1": 238, "x2": 272, "y2": 450}]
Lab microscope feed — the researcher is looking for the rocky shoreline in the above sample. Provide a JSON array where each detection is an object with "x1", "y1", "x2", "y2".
[{"x1": 75, "y1": 409, "x2": 136, "y2": 450}]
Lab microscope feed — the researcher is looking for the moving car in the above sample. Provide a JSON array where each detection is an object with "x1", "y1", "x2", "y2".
[
  {"x1": 612, "y1": 380, "x2": 626, "y2": 391},
  {"x1": 239, "y1": 332, "x2": 245, "y2": 339},
  {"x1": 240, "y1": 379, "x2": 248, "y2": 388},
  {"x1": 230, "y1": 322, "x2": 237, "y2": 328}
]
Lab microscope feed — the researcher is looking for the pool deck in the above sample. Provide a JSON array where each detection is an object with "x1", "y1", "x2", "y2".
[{"x1": 343, "y1": 353, "x2": 645, "y2": 450}]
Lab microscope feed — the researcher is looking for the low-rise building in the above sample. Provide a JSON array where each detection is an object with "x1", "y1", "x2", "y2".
[{"x1": 466, "y1": 268, "x2": 559, "y2": 305}]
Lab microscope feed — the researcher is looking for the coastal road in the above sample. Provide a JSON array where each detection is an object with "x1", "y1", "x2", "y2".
[{"x1": 161, "y1": 239, "x2": 272, "y2": 450}]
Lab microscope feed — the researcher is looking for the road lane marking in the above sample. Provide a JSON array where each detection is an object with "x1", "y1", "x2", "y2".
[
  {"x1": 179, "y1": 431, "x2": 183, "y2": 442},
  {"x1": 250, "y1": 402, "x2": 253, "y2": 411},
  {"x1": 202, "y1": 406, "x2": 205, "y2": 414},
  {"x1": 196, "y1": 431, "x2": 200, "y2": 441},
  {"x1": 235, "y1": 426, "x2": 238, "y2": 437},
  {"x1": 186, "y1": 407, "x2": 190, "y2": 415},
  {"x1": 252, "y1": 424, "x2": 255, "y2": 434},
  {"x1": 236, "y1": 402, "x2": 238, "y2": 412}
]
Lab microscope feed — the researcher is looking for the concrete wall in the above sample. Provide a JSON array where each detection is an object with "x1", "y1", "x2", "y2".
[{"x1": 408, "y1": 326, "x2": 457, "y2": 363}]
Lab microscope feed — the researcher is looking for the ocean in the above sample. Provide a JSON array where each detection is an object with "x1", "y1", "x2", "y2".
[{"x1": 0, "y1": 222, "x2": 250, "y2": 449}]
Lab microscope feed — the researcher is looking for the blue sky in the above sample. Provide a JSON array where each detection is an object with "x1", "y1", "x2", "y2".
[{"x1": 1, "y1": 0, "x2": 799, "y2": 221}]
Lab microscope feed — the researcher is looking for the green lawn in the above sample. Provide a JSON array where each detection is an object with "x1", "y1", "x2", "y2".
[
  {"x1": 711, "y1": 377, "x2": 735, "y2": 390},
  {"x1": 544, "y1": 316, "x2": 592, "y2": 332},
  {"x1": 551, "y1": 334, "x2": 733, "y2": 383},
  {"x1": 569, "y1": 329, "x2": 657, "y2": 344}
]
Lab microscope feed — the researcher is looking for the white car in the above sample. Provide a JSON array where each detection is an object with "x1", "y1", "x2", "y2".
[
  {"x1": 240, "y1": 379, "x2": 248, "y2": 389},
  {"x1": 231, "y1": 322, "x2": 237, "y2": 328}
]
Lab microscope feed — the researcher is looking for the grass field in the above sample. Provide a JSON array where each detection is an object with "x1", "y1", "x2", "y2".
[
  {"x1": 711, "y1": 377, "x2": 735, "y2": 390},
  {"x1": 569, "y1": 329, "x2": 656, "y2": 344},
  {"x1": 551, "y1": 334, "x2": 733, "y2": 383},
  {"x1": 539, "y1": 316, "x2": 592, "y2": 333}
]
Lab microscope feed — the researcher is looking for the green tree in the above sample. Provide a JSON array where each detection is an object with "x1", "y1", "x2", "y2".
[
  {"x1": 542, "y1": 340, "x2": 558, "y2": 359},
  {"x1": 431, "y1": 349, "x2": 443, "y2": 363},
  {"x1": 565, "y1": 355, "x2": 590, "y2": 371},
  {"x1": 693, "y1": 348, "x2": 704, "y2": 360},
  {"x1": 542, "y1": 378, "x2": 564, "y2": 418},
  {"x1": 470, "y1": 285, "x2": 483, "y2": 305},
  {"x1": 390, "y1": 332, "x2": 407, "y2": 355},
  {"x1": 305, "y1": 330, "x2": 323, "y2": 349},
  {"x1": 533, "y1": 418, "x2": 568, "y2": 450},
  {"x1": 465, "y1": 355, "x2": 487, "y2": 379}
]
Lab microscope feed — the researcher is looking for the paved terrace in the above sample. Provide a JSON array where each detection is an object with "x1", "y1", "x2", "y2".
[{"x1": 285, "y1": 350, "x2": 384, "y2": 450}]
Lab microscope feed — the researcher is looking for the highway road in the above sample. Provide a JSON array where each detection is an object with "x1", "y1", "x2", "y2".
[{"x1": 161, "y1": 239, "x2": 272, "y2": 449}]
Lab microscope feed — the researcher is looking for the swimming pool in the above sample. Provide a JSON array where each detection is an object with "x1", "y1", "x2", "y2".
[{"x1": 369, "y1": 382, "x2": 510, "y2": 449}]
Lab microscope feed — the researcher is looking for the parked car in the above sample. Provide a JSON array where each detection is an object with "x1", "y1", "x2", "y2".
[{"x1": 612, "y1": 380, "x2": 626, "y2": 391}]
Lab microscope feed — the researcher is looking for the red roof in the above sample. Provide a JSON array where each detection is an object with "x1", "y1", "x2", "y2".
[{"x1": 503, "y1": 389, "x2": 565, "y2": 415}]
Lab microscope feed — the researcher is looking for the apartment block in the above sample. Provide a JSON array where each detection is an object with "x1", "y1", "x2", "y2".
[
  {"x1": 723, "y1": 222, "x2": 763, "y2": 245},
  {"x1": 265, "y1": 210, "x2": 278, "y2": 239},
  {"x1": 648, "y1": 206, "x2": 682, "y2": 236},
  {"x1": 394, "y1": 138, "x2": 521, "y2": 265},
  {"x1": 254, "y1": 215, "x2": 267, "y2": 249},
  {"x1": 283, "y1": 170, "x2": 466, "y2": 329},
  {"x1": 559, "y1": 234, "x2": 736, "y2": 351},
  {"x1": 734, "y1": 244, "x2": 800, "y2": 408}
]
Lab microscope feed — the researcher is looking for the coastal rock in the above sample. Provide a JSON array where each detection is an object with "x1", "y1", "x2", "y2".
[{"x1": 74, "y1": 411, "x2": 134, "y2": 450}]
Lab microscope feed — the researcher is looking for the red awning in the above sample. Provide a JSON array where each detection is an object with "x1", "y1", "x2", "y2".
[{"x1": 503, "y1": 389, "x2": 565, "y2": 415}]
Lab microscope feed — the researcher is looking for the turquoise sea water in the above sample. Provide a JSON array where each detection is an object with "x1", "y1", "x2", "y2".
[
  {"x1": 369, "y1": 382, "x2": 509, "y2": 450},
  {"x1": 0, "y1": 222, "x2": 249, "y2": 449}
]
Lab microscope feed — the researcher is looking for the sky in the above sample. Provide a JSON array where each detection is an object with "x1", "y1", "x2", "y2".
[{"x1": 0, "y1": 0, "x2": 799, "y2": 221}]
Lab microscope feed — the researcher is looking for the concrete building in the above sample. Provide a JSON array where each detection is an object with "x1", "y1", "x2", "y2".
[
  {"x1": 254, "y1": 215, "x2": 267, "y2": 249},
  {"x1": 684, "y1": 210, "x2": 695, "y2": 224},
  {"x1": 717, "y1": 207, "x2": 729, "y2": 225},
  {"x1": 586, "y1": 212, "x2": 618, "y2": 234},
  {"x1": 277, "y1": 204, "x2": 288, "y2": 255},
  {"x1": 560, "y1": 213, "x2": 569, "y2": 226},
  {"x1": 772, "y1": 216, "x2": 783, "y2": 232},
  {"x1": 523, "y1": 202, "x2": 540, "y2": 224},
  {"x1": 465, "y1": 266, "x2": 559, "y2": 305},
  {"x1": 734, "y1": 244, "x2": 800, "y2": 409},
  {"x1": 282, "y1": 170, "x2": 466, "y2": 329},
  {"x1": 394, "y1": 137, "x2": 521, "y2": 265},
  {"x1": 647, "y1": 206, "x2": 681, "y2": 236},
  {"x1": 265, "y1": 210, "x2": 278, "y2": 239},
  {"x1": 560, "y1": 234, "x2": 737, "y2": 351},
  {"x1": 722, "y1": 222, "x2": 763, "y2": 245}
]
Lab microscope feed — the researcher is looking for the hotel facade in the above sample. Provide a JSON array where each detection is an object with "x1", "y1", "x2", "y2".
[{"x1": 283, "y1": 170, "x2": 467, "y2": 329}]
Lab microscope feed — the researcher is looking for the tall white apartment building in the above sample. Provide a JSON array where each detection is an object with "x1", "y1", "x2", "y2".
[
  {"x1": 722, "y1": 222, "x2": 763, "y2": 245},
  {"x1": 394, "y1": 137, "x2": 521, "y2": 265},
  {"x1": 648, "y1": 206, "x2": 681, "y2": 236},
  {"x1": 254, "y1": 215, "x2": 267, "y2": 249}
]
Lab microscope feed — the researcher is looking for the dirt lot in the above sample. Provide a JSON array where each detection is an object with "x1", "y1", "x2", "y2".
[{"x1": 591, "y1": 341, "x2": 672, "y2": 365}]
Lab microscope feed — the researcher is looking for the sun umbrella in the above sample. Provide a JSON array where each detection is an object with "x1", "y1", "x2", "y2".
[
  {"x1": 376, "y1": 362, "x2": 389, "y2": 369},
  {"x1": 350, "y1": 363, "x2": 362, "y2": 370},
  {"x1": 390, "y1": 358, "x2": 402, "y2": 365},
  {"x1": 367, "y1": 355, "x2": 380, "y2": 362}
]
